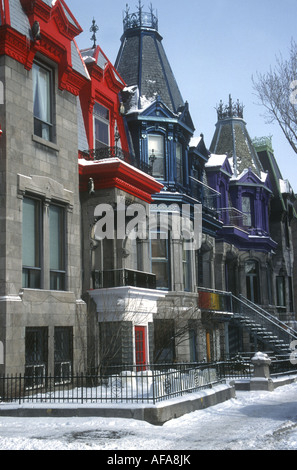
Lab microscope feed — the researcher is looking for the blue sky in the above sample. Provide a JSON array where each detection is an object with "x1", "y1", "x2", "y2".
[{"x1": 70, "y1": 0, "x2": 297, "y2": 191}]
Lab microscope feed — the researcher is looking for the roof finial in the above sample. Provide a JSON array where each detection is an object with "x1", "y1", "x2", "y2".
[
  {"x1": 90, "y1": 18, "x2": 99, "y2": 49},
  {"x1": 216, "y1": 95, "x2": 244, "y2": 120}
]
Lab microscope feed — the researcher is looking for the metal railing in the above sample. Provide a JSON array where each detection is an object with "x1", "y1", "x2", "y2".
[
  {"x1": 198, "y1": 287, "x2": 297, "y2": 354},
  {"x1": 218, "y1": 207, "x2": 248, "y2": 229},
  {"x1": 233, "y1": 294, "x2": 297, "y2": 352},
  {"x1": 80, "y1": 146, "x2": 131, "y2": 162},
  {"x1": 0, "y1": 358, "x2": 296, "y2": 405},
  {"x1": 0, "y1": 363, "x2": 224, "y2": 405},
  {"x1": 92, "y1": 268, "x2": 157, "y2": 290}
]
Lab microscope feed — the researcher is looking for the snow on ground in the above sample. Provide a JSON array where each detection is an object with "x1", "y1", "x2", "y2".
[{"x1": 1, "y1": 382, "x2": 297, "y2": 450}]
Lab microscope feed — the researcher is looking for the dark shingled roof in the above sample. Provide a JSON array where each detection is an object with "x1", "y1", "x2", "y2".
[
  {"x1": 210, "y1": 97, "x2": 263, "y2": 177},
  {"x1": 115, "y1": 8, "x2": 184, "y2": 115}
]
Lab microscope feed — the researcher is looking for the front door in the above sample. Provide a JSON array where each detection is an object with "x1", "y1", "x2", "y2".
[{"x1": 135, "y1": 326, "x2": 146, "y2": 370}]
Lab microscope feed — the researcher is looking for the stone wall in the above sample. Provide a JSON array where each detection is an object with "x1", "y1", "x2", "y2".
[{"x1": 0, "y1": 55, "x2": 87, "y2": 375}]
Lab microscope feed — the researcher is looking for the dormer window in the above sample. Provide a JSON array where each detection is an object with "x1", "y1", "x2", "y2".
[
  {"x1": 94, "y1": 102, "x2": 110, "y2": 149},
  {"x1": 242, "y1": 195, "x2": 253, "y2": 227},
  {"x1": 148, "y1": 134, "x2": 165, "y2": 179}
]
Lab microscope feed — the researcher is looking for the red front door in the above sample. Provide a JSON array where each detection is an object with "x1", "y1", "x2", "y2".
[{"x1": 135, "y1": 326, "x2": 146, "y2": 370}]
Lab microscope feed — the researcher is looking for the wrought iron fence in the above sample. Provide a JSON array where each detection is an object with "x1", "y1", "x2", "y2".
[
  {"x1": 0, "y1": 359, "x2": 295, "y2": 406},
  {"x1": 0, "y1": 363, "x2": 224, "y2": 405}
]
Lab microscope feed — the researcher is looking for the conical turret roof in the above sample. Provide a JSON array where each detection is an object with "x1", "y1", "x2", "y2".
[
  {"x1": 115, "y1": 4, "x2": 184, "y2": 115},
  {"x1": 210, "y1": 95, "x2": 263, "y2": 177}
]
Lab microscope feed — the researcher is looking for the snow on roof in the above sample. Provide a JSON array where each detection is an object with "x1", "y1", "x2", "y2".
[
  {"x1": 189, "y1": 136, "x2": 202, "y2": 148},
  {"x1": 279, "y1": 178, "x2": 293, "y2": 194},
  {"x1": 205, "y1": 154, "x2": 227, "y2": 168}
]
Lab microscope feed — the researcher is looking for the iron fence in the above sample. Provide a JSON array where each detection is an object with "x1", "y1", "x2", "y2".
[
  {"x1": 0, "y1": 359, "x2": 295, "y2": 406},
  {"x1": 0, "y1": 363, "x2": 224, "y2": 405}
]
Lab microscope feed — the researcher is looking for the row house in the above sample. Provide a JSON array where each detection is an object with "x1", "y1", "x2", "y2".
[
  {"x1": 0, "y1": 0, "x2": 295, "y2": 378},
  {"x1": 77, "y1": 43, "x2": 164, "y2": 370},
  {"x1": 114, "y1": 5, "x2": 229, "y2": 363},
  {"x1": 0, "y1": 0, "x2": 90, "y2": 377},
  {"x1": 202, "y1": 97, "x2": 296, "y2": 354}
]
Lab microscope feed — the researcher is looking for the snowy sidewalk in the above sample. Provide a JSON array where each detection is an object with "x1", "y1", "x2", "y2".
[
  {"x1": 0, "y1": 381, "x2": 297, "y2": 449},
  {"x1": 0, "y1": 382, "x2": 235, "y2": 425}
]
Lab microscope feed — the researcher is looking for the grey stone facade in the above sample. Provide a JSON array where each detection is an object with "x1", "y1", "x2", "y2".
[{"x1": 0, "y1": 53, "x2": 87, "y2": 375}]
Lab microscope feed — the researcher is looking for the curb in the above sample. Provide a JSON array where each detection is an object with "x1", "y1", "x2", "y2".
[{"x1": 0, "y1": 383, "x2": 235, "y2": 425}]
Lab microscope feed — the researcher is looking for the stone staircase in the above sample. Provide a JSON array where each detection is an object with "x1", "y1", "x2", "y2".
[{"x1": 232, "y1": 295, "x2": 297, "y2": 355}]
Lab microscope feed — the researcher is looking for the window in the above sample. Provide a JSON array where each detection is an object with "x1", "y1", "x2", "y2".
[
  {"x1": 49, "y1": 205, "x2": 66, "y2": 290},
  {"x1": 154, "y1": 319, "x2": 175, "y2": 362},
  {"x1": 54, "y1": 327, "x2": 72, "y2": 382},
  {"x1": 22, "y1": 197, "x2": 42, "y2": 289},
  {"x1": 176, "y1": 142, "x2": 183, "y2": 184},
  {"x1": 33, "y1": 62, "x2": 53, "y2": 141},
  {"x1": 148, "y1": 135, "x2": 165, "y2": 179},
  {"x1": 94, "y1": 102, "x2": 110, "y2": 149},
  {"x1": 276, "y1": 276, "x2": 286, "y2": 307},
  {"x1": 183, "y1": 242, "x2": 191, "y2": 292},
  {"x1": 266, "y1": 264, "x2": 273, "y2": 305},
  {"x1": 25, "y1": 327, "x2": 48, "y2": 388},
  {"x1": 189, "y1": 328, "x2": 197, "y2": 362},
  {"x1": 151, "y1": 234, "x2": 170, "y2": 289},
  {"x1": 22, "y1": 197, "x2": 67, "y2": 291},
  {"x1": 242, "y1": 195, "x2": 253, "y2": 227}
]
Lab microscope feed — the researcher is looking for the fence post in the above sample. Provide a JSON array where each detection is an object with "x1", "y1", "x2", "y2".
[{"x1": 250, "y1": 352, "x2": 274, "y2": 391}]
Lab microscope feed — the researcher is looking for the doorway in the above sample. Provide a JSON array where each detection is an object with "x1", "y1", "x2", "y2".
[
  {"x1": 245, "y1": 260, "x2": 260, "y2": 304},
  {"x1": 135, "y1": 326, "x2": 147, "y2": 370}
]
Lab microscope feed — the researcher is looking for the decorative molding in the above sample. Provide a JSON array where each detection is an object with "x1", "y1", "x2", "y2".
[{"x1": 17, "y1": 174, "x2": 74, "y2": 207}]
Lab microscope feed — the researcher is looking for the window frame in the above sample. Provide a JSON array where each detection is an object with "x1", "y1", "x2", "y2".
[
  {"x1": 49, "y1": 203, "x2": 66, "y2": 291},
  {"x1": 276, "y1": 276, "x2": 286, "y2": 307},
  {"x1": 33, "y1": 60, "x2": 54, "y2": 143},
  {"x1": 22, "y1": 196, "x2": 42, "y2": 289},
  {"x1": 93, "y1": 101, "x2": 110, "y2": 149},
  {"x1": 54, "y1": 326, "x2": 73, "y2": 383},
  {"x1": 150, "y1": 231, "x2": 170, "y2": 290},
  {"x1": 176, "y1": 142, "x2": 183, "y2": 185},
  {"x1": 182, "y1": 241, "x2": 192, "y2": 292},
  {"x1": 25, "y1": 327, "x2": 48, "y2": 389},
  {"x1": 22, "y1": 195, "x2": 67, "y2": 291},
  {"x1": 148, "y1": 134, "x2": 165, "y2": 179}
]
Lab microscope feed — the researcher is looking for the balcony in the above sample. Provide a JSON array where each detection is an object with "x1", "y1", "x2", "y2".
[
  {"x1": 219, "y1": 207, "x2": 248, "y2": 230},
  {"x1": 92, "y1": 268, "x2": 157, "y2": 290},
  {"x1": 80, "y1": 146, "x2": 131, "y2": 162},
  {"x1": 198, "y1": 287, "x2": 233, "y2": 317}
]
